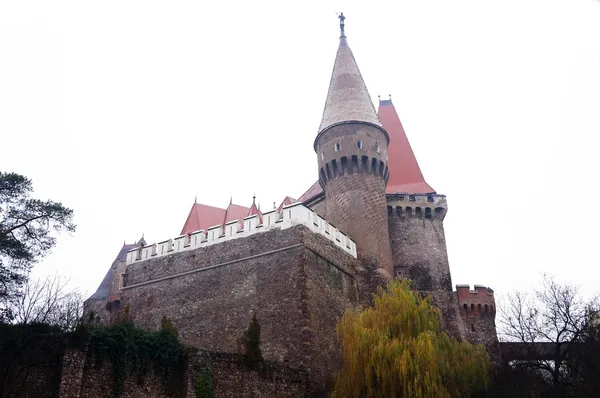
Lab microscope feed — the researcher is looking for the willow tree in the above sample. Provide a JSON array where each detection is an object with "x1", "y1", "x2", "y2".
[{"x1": 331, "y1": 280, "x2": 489, "y2": 398}]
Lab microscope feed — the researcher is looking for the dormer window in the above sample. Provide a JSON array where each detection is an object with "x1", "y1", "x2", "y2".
[{"x1": 334, "y1": 143, "x2": 341, "y2": 152}]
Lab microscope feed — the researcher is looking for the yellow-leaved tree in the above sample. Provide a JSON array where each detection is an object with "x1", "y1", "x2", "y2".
[{"x1": 331, "y1": 280, "x2": 489, "y2": 398}]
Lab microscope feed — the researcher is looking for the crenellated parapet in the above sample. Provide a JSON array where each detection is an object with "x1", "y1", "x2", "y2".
[
  {"x1": 456, "y1": 284, "x2": 496, "y2": 319},
  {"x1": 126, "y1": 203, "x2": 357, "y2": 265},
  {"x1": 386, "y1": 193, "x2": 447, "y2": 220}
]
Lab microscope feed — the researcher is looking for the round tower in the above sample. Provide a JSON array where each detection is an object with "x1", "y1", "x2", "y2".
[{"x1": 314, "y1": 15, "x2": 393, "y2": 275}]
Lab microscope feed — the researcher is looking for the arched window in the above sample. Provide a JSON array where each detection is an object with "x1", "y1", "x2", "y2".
[
  {"x1": 396, "y1": 207, "x2": 402, "y2": 217},
  {"x1": 375, "y1": 142, "x2": 381, "y2": 154},
  {"x1": 477, "y1": 304, "x2": 482, "y2": 316},
  {"x1": 387, "y1": 206, "x2": 393, "y2": 217},
  {"x1": 356, "y1": 140, "x2": 363, "y2": 149},
  {"x1": 425, "y1": 208, "x2": 432, "y2": 219},
  {"x1": 463, "y1": 303, "x2": 468, "y2": 316},
  {"x1": 335, "y1": 142, "x2": 341, "y2": 152},
  {"x1": 485, "y1": 304, "x2": 489, "y2": 315}
]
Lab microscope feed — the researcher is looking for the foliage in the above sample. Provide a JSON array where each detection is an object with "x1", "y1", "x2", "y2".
[
  {"x1": 331, "y1": 280, "x2": 489, "y2": 398},
  {"x1": 0, "y1": 171, "x2": 75, "y2": 321},
  {"x1": 195, "y1": 366, "x2": 213, "y2": 398},
  {"x1": 83, "y1": 318, "x2": 186, "y2": 398},
  {"x1": 0, "y1": 322, "x2": 65, "y2": 397},
  {"x1": 498, "y1": 274, "x2": 600, "y2": 396},
  {"x1": 243, "y1": 313, "x2": 263, "y2": 368},
  {"x1": 5, "y1": 273, "x2": 83, "y2": 331}
]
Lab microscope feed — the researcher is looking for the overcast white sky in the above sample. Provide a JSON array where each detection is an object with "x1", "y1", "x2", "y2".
[{"x1": 1, "y1": 1, "x2": 599, "y2": 303}]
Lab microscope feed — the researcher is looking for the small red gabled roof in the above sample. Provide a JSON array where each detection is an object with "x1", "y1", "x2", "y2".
[
  {"x1": 379, "y1": 99, "x2": 435, "y2": 194},
  {"x1": 247, "y1": 199, "x2": 263, "y2": 223},
  {"x1": 277, "y1": 196, "x2": 297, "y2": 212}
]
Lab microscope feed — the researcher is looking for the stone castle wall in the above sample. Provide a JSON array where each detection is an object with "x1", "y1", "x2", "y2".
[{"x1": 119, "y1": 225, "x2": 359, "y2": 391}]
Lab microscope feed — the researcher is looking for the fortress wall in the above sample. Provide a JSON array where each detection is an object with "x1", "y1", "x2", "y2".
[{"x1": 120, "y1": 225, "x2": 358, "y2": 390}]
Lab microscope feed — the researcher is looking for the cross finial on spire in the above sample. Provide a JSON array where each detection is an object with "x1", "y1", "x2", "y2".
[
  {"x1": 252, "y1": 193, "x2": 256, "y2": 205},
  {"x1": 338, "y1": 12, "x2": 346, "y2": 38}
]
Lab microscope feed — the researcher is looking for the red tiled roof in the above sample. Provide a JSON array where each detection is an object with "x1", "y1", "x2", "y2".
[
  {"x1": 379, "y1": 100, "x2": 435, "y2": 194},
  {"x1": 180, "y1": 203, "x2": 227, "y2": 235},
  {"x1": 298, "y1": 181, "x2": 323, "y2": 203},
  {"x1": 224, "y1": 203, "x2": 251, "y2": 226}
]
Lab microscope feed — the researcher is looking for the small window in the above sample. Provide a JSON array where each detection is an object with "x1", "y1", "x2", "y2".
[
  {"x1": 356, "y1": 140, "x2": 363, "y2": 149},
  {"x1": 321, "y1": 152, "x2": 324, "y2": 160},
  {"x1": 375, "y1": 142, "x2": 381, "y2": 154},
  {"x1": 334, "y1": 143, "x2": 341, "y2": 152}
]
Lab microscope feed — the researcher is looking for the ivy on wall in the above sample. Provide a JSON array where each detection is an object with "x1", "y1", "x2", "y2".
[
  {"x1": 195, "y1": 366, "x2": 213, "y2": 398},
  {"x1": 70, "y1": 315, "x2": 187, "y2": 398}
]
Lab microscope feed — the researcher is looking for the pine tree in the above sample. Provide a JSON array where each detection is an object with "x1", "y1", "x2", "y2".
[{"x1": 331, "y1": 280, "x2": 489, "y2": 398}]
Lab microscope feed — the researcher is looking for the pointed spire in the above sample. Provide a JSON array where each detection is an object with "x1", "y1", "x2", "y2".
[
  {"x1": 252, "y1": 193, "x2": 256, "y2": 205},
  {"x1": 316, "y1": 14, "x2": 386, "y2": 146},
  {"x1": 194, "y1": 194, "x2": 197, "y2": 204},
  {"x1": 229, "y1": 195, "x2": 232, "y2": 205}
]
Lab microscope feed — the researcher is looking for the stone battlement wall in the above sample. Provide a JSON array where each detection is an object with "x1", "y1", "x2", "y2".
[
  {"x1": 126, "y1": 203, "x2": 357, "y2": 265},
  {"x1": 456, "y1": 284, "x2": 496, "y2": 318},
  {"x1": 120, "y1": 225, "x2": 359, "y2": 392},
  {"x1": 386, "y1": 193, "x2": 448, "y2": 220},
  {"x1": 456, "y1": 284, "x2": 499, "y2": 359}
]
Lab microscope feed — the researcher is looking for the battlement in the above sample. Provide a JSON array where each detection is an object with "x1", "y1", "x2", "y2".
[
  {"x1": 386, "y1": 193, "x2": 448, "y2": 220},
  {"x1": 126, "y1": 203, "x2": 357, "y2": 265},
  {"x1": 319, "y1": 154, "x2": 390, "y2": 187},
  {"x1": 456, "y1": 284, "x2": 496, "y2": 318}
]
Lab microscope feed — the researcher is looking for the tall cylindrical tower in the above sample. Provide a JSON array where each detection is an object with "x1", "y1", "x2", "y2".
[{"x1": 314, "y1": 16, "x2": 393, "y2": 274}]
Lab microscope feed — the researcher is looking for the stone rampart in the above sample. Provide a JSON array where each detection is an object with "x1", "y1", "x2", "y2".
[{"x1": 120, "y1": 225, "x2": 359, "y2": 392}]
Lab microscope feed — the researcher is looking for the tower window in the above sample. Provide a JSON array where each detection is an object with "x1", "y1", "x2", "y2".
[
  {"x1": 334, "y1": 143, "x2": 341, "y2": 152},
  {"x1": 356, "y1": 140, "x2": 363, "y2": 149},
  {"x1": 376, "y1": 142, "x2": 381, "y2": 154},
  {"x1": 321, "y1": 152, "x2": 324, "y2": 161}
]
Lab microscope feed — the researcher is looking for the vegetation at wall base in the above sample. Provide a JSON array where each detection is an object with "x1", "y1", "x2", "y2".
[
  {"x1": 330, "y1": 280, "x2": 490, "y2": 397},
  {"x1": 195, "y1": 366, "x2": 213, "y2": 398},
  {"x1": 75, "y1": 317, "x2": 186, "y2": 398},
  {"x1": 243, "y1": 313, "x2": 263, "y2": 369}
]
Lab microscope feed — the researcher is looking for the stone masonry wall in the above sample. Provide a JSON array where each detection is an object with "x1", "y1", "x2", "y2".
[
  {"x1": 387, "y1": 202, "x2": 452, "y2": 292},
  {"x1": 120, "y1": 225, "x2": 358, "y2": 391}
]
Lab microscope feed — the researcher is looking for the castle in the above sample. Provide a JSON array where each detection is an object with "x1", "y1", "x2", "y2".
[{"x1": 83, "y1": 15, "x2": 499, "y2": 393}]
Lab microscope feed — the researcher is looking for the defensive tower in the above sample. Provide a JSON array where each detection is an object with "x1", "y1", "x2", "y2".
[
  {"x1": 314, "y1": 14, "x2": 393, "y2": 275},
  {"x1": 380, "y1": 99, "x2": 453, "y2": 292}
]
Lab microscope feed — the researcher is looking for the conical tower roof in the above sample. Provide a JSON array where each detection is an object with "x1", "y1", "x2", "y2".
[
  {"x1": 378, "y1": 99, "x2": 435, "y2": 194},
  {"x1": 316, "y1": 15, "x2": 386, "y2": 147}
]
